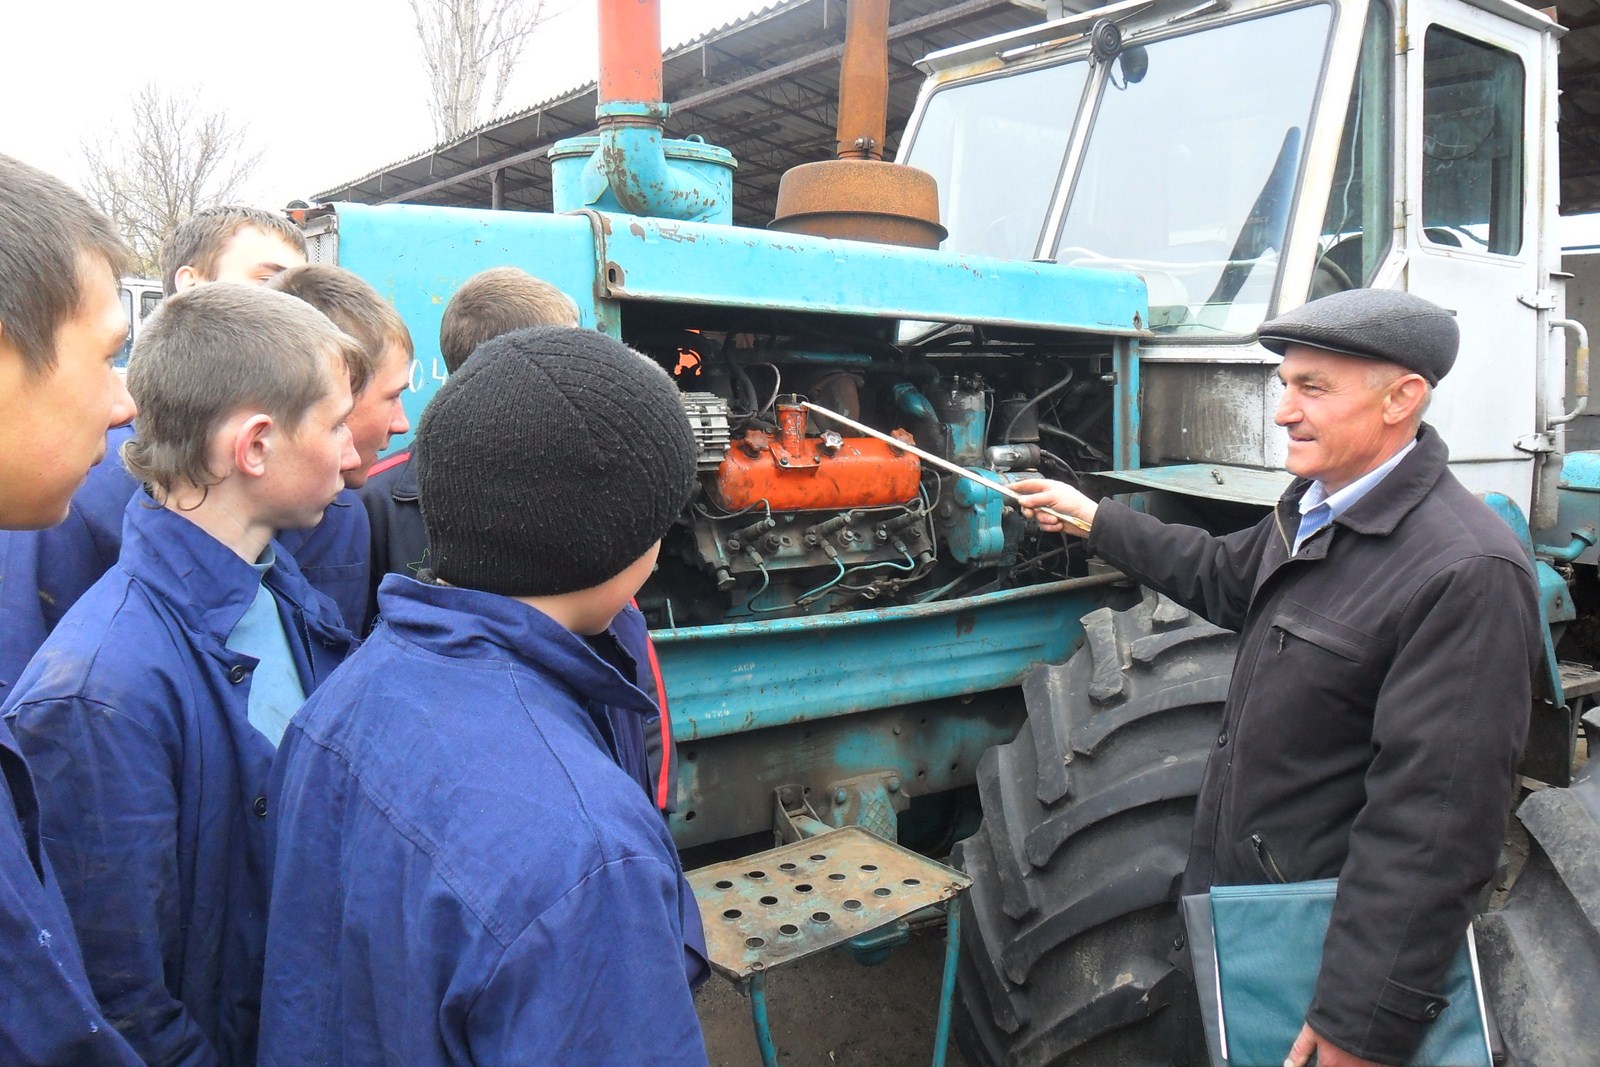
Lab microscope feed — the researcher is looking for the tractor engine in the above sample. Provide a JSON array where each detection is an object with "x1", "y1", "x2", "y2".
[
  {"x1": 642, "y1": 343, "x2": 1108, "y2": 628},
  {"x1": 693, "y1": 396, "x2": 932, "y2": 613}
]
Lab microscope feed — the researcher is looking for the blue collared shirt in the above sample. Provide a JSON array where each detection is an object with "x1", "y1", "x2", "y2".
[{"x1": 1293, "y1": 439, "x2": 1417, "y2": 554}]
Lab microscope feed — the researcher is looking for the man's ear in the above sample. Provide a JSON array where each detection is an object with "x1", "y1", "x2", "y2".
[
  {"x1": 1383, "y1": 374, "x2": 1429, "y2": 426},
  {"x1": 172, "y1": 265, "x2": 202, "y2": 293},
  {"x1": 231, "y1": 414, "x2": 276, "y2": 479}
]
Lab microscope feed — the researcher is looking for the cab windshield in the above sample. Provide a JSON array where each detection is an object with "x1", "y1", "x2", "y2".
[{"x1": 905, "y1": 3, "x2": 1334, "y2": 336}]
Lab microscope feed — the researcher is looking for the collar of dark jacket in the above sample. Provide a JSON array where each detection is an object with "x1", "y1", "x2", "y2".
[
  {"x1": 120, "y1": 492, "x2": 348, "y2": 645},
  {"x1": 392, "y1": 454, "x2": 418, "y2": 502},
  {"x1": 372, "y1": 573, "x2": 658, "y2": 719},
  {"x1": 1276, "y1": 422, "x2": 1448, "y2": 542}
]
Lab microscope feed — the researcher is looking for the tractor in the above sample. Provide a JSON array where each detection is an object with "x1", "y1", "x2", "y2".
[{"x1": 299, "y1": 0, "x2": 1600, "y2": 1062}]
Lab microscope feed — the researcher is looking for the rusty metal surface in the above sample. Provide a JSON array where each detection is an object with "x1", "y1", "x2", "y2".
[
  {"x1": 770, "y1": 158, "x2": 946, "y2": 248},
  {"x1": 687, "y1": 826, "x2": 971, "y2": 981},
  {"x1": 837, "y1": 0, "x2": 891, "y2": 160}
]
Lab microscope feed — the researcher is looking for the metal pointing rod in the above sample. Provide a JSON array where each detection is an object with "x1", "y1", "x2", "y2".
[{"x1": 799, "y1": 400, "x2": 1094, "y2": 535}]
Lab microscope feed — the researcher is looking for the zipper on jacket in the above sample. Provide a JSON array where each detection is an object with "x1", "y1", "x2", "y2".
[
  {"x1": 1276, "y1": 628, "x2": 1285, "y2": 654},
  {"x1": 1272, "y1": 503, "x2": 1294, "y2": 557},
  {"x1": 1250, "y1": 833, "x2": 1289, "y2": 883}
]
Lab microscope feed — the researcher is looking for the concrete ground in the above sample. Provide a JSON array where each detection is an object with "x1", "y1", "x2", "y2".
[{"x1": 695, "y1": 923, "x2": 971, "y2": 1066}]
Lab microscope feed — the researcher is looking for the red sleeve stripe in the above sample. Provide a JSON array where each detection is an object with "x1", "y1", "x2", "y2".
[
  {"x1": 366, "y1": 450, "x2": 412, "y2": 478},
  {"x1": 639, "y1": 608, "x2": 674, "y2": 813}
]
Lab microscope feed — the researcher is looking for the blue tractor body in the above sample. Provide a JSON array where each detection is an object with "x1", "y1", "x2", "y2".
[{"x1": 311, "y1": 198, "x2": 1153, "y2": 848}]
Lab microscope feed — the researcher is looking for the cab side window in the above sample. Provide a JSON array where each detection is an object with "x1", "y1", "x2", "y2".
[
  {"x1": 1421, "y1": 26, "x2": 1525, "y2": 255},
  {"x1": 1314, "y1": 0, "x2": 1394, "y2": 296}
]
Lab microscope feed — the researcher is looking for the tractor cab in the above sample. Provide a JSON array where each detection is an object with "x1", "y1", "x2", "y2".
[{"x1": 901, "y1": 0, "x2": 1567, "y2": 520}]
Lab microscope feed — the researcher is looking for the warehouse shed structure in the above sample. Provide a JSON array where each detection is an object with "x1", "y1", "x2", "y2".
[{"x1": 316, "y1": 0, "x2": 1600, "y2": 228}]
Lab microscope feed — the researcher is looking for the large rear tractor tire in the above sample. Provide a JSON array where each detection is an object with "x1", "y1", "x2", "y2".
[
  {"x1": 1476, "y1": 764, "x2": 1600, "y2": 1067},
  {"x1": 954, "y1": 591, "x2": 1237, "y2": 1067}
]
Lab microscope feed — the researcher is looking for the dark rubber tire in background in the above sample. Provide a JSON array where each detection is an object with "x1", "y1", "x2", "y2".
[
  {"x1": 954, "y1": 591, "x2": 1237, "y2": 1067},
  {"x1": 1476, "y1": 763, "x2": 1600, "y2": 1067}
]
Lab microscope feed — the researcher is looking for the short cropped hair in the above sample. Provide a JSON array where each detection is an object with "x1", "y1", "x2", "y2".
[
  {"x1": 268, "y1": 264, "x2": 413, "y2": 395},
  {"x1": 439, "y1": 267, "x2": 580, "y2": 373},
  {"x1": 0, "y1": 154, "x2": 130, "y2": 376},
  {"x1": 159, "y1": 206, "x2": 308, "y2": 296},
  {"x1": 124, "y1": 284, "x2": 361, "y2": 498}
]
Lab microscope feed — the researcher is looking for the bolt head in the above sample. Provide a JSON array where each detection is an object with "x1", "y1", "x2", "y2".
[{"x1": 833, "y1": 788, "x2": 849, "y2": 805}]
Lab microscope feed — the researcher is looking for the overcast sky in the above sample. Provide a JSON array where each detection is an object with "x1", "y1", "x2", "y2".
[
  {"x1": 5, "y1": 0, "x2": 769, "y2": 206},
  {"x1": 12, "y1": 0, "x2": 1600, "y2": 248}
]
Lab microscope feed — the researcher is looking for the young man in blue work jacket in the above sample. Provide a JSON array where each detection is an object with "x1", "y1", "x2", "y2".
[
  {"x1": 0, "y1": 207, "x2": 372, "y2": 691},
  {"x1": 359, "y1": 265, "x2": 682, "y2": 812},
  {"x1": 0, "y1": 154, "x2": 145, "y2": 1065},
  {"x1": 261, "y1": 326, "x2": 709, "y2": 1065},
  {"x1": 4, "y1": 283, "x2": 361, "y2": 1066}
]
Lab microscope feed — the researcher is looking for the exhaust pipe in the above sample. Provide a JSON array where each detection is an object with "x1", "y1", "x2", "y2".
[{"x1": 769, "y1": 0, "x2": 945, "y2": 248}]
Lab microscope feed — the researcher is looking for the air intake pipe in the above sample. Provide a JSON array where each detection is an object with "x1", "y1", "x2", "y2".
[{"x1": 550, "y1": 0, "x2": 735, "y2": 224}]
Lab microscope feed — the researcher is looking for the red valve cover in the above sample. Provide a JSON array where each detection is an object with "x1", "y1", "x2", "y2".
[{"x1": 715, "y1": 427, "x2": 921, "y2": 512}]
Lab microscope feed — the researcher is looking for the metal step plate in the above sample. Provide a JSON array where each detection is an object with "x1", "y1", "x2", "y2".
[{"x1": 687, "y1": 825, "x2": 971, "y2": 981}]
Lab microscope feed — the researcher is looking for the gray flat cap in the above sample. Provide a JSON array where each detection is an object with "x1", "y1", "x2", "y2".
[{"x1": 1257, "y1": 289, "x2": 1458, "y2": 385}]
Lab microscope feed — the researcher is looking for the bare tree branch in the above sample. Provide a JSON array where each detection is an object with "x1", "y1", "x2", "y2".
[
  {"x1": 407, "y1": 0, "x2": 550, "y2": 141},
  {"x1": 80, "y1": 84, "x2": 261, "y2": 277}
]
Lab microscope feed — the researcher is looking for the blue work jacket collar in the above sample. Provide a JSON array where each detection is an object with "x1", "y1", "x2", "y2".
[
  {"x1": 375, "y1": 573, "x2": 659, "y2": 719},
  {"x1": 120, "y1": 493, "x2": 349, "y2": 647}
]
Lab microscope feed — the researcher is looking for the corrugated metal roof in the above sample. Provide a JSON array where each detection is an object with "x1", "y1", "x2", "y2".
[
  {"x1": 315, "y1": 0, "x2": 1600, "y2": 223},
  {"x1": 313, "y1": 0, "x2": 1040, "y2": 226}
]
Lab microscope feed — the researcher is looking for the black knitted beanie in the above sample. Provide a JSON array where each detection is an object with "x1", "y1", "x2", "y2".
[{"x1": 415, "y1": 325, "x2": 699, "y2": 597}]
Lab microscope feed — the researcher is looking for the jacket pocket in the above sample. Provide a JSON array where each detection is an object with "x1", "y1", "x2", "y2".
[
  {"x1": 1376, "y1": 977, "x2": 1451, "y2": 1022},
  {"x1": 1269, "y1": 602, "x2": 1378, "y2": 663},
  {"x1": 1249, "y1": 832, "x2": 1290, "y2": 884}
]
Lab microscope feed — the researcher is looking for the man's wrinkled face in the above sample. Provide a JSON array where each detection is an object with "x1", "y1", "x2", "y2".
[
  {"x1": 0, "y1": 254, "x2": 137, "y2": 528},
  {"x1": 1274, "y1": 345, "x2": 1402, "y2": 493}
]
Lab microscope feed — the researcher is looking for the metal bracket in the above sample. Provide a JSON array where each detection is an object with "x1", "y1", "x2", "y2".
[
  {"x1": 823, "y1": 771, "x2": 912, "y2": 841},
  {"x1": 1515, "y1": 432, "x2": 1557, "y2": 454},
  {"x1": 772, "y1": 784, "x2": 832, "y2": 845},
  {"x1": 1519, "y1": 290, "x2": 1561, "y2": 311}
]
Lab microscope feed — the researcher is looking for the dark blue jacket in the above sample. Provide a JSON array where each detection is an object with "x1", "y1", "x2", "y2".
[
  {"x1": 0, "y1": 433, "x2": 369, "y2": 691},
  {"x1": 276, "y1": 489, "x2": 370, "y2": 636},
  {"x1": 0, "y1": 716, "x2": 142, "y2": 1065},
  {"x1": 358, "y1": 451, "x2": 681, "y2": 810},
  {"x1": 4, "y1": 497, "x2": 354, "y2": 1067},
  {"x1": 259, "y1": 575, "x2": 708, "y2": 1066},
  {"x1": 0, "y1": 425, "x2": 135, "y2": 692}
]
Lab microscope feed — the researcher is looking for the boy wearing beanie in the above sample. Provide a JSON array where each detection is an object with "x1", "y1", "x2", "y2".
[
  {"x1": 359, "y1": 266, "x2": 579, "y2": 611},
  {"x1": 4, "y1": 283, "x2": 360, "y2": 1065},
  {"x1": 260, "y1": 326, "x2": 709, "y2": 1065},
  {"x1": 359, "y1": 267, "x2": 680, "y2": 815}
]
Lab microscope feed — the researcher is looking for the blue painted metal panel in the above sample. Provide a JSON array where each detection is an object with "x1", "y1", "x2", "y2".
[
  {"x1": 1114, "y1": 336, "x2": 1141, "y2": 470},
  {"x1": 654, "y1": 574, "x2": 1123, "y2": 741},
  {"x1": 593, "y1": 213, "x2": 1148, "y2": 334},
  {"x1": 1547, "y1": 451, "x2": 1600, "y2": 567},
  {"x1": 1483, "y1": 493, "x2": 1566, "y2": 704},
  {"x1": 329, "y1": 203, "x2": 603, "y2": 453},
  {"x1": 668, "y1": 692, "x2": 1028, "y2": 848},
  {"x1": 1560, "y1": 450, "x2": 1600, "y2": 491}
]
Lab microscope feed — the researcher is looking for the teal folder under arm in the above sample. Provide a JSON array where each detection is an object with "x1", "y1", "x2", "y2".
[{"x1": 1188, "y1": 879, "x2": 1491, "y2": 1067}]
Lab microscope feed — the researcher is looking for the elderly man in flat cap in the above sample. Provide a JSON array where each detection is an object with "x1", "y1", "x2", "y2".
[{"x1": 1015, "y1": 288, "x2": 1541, "y2": 1067}]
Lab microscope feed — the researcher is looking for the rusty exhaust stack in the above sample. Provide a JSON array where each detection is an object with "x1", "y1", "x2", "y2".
[{"x1": 769, "y1": 0, "x2": 945, "y2": 248}]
